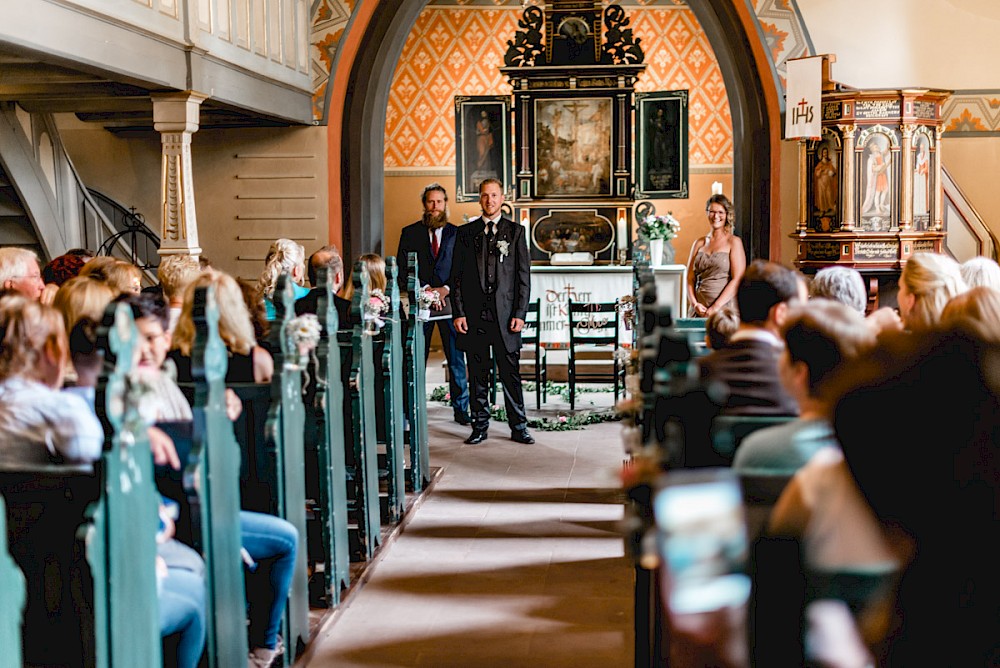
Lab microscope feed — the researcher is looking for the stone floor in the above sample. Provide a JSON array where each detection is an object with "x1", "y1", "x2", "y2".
[{"x1": 298, "y1": 356, "x2": 634, "y2": 667}]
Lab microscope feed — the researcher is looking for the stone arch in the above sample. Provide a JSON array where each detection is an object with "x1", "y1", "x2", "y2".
[{"x1": 338, "y1": 0, "x2": 783, "y2": 261}]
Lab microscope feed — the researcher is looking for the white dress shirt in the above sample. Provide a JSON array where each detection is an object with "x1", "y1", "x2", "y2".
[{"x1": 0, "y1": 377, "x2": 104, "y2": 465}]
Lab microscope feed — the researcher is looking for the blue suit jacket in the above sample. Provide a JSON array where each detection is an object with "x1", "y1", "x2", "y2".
[{"x1": 397, "y1": 221, "x2": 458, "y2": 289}]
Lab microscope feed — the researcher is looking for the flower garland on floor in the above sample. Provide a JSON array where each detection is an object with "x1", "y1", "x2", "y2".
[{"x1": 428, "y1": 385, "x2": 620, "y2": 431}]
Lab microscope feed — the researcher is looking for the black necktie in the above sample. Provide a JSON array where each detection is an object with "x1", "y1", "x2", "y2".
[{"x1": 485, "y1": 221, "x2": 497, "y2": 293}]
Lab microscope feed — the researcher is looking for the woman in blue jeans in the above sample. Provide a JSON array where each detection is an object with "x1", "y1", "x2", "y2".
[{"x1": 242, "y1": 511, "x2": 297, "y2": 667}]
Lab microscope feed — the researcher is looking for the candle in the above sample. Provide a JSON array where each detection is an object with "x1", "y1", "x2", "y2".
[
  {"x1": 711, "y1": 181, "x2": 723, "y2": 196},
  {"x1": 521, "y1": 210, "x2": 531, "y2": 246},
  {"x1": 617, "y1": 216, "x2": 628, "y2": 250}
]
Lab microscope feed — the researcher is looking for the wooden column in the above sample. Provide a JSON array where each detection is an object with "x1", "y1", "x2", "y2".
[
  {"x1": 152, "y1": 92, "x2": 206, "y2": 258},
  {"x1": 934, "y1": 127, "x2": 944, "y2": 231},
  {"x1": 838, "y1": 124, "x2": 857, "y2": 231},
  {"x1": 900, "y1": 124, "x2": 915, "y2": 230},
  {"x1": 797, "y1": 140, "x2": 808, "y2": 232}
]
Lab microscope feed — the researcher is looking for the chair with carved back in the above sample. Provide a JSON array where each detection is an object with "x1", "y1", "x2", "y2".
[
  {"x1": 567, "y1": 298, "x2": 625, "y2": 411},
  {"x1": 519, "y1": 299, "x2": 548, "y2": 409}
]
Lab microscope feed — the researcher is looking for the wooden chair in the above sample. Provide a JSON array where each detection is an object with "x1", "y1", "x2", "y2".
[
  {"x1": 567, "y1": 298, "x2": 625, "y2": 411},
  {"x1": 519, "y1": 299, "x2": 548, "y2": 409}
]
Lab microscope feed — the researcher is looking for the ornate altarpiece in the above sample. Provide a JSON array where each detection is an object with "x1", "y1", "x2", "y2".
[
  {"x1": 500, "y1": 1, "x2": 646, "y2": 263},
  {"x1": 792, "y1": 81, "x2": 951, "y2": 306}
]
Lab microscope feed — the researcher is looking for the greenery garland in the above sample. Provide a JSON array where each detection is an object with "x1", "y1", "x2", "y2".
[{"x1": 428, "y1": 385, "x2": 621, "y2": 431}]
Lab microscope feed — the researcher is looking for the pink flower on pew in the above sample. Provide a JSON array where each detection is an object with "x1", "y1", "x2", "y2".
[
  {"x1": 558, "y1": 415, "x2": 567, "y2": 423},
  {"x1": 444, "y1": 392, "x2": 451, "y2": 401}
]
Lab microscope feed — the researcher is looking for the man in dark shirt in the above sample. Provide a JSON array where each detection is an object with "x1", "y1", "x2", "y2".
[
  {"x1": 699, "y1": 260, "x2": 800, "y2": 416},
  {"x1": 295, "y1": 245, "x2": 353, "y2": 326}
]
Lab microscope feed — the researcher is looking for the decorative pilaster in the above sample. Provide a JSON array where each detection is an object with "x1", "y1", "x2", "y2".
[
  {"x1": 797, "y1": 140, "x2": 808, "y2": 232},
  {"x1": 838, "y1": 124, "x2": 857, "y2": 230},
  {"x1": 934, "y1": 127, "x2": 944, "y2": 231},
  {"x1": 152, "y1": 92, "x2": 207, "y2": 258},
  {"x1": 900, "y1": 124, "x2": 915, "y2": 230}
]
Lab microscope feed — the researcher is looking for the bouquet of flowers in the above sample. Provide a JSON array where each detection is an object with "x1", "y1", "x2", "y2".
[
  {"x1": 364, "y1": 288, "x2": 390, "y2": 330},
  {"x1": 287, "y1": 313, "x2": 322, "y2": 359},
  {"x1": 638, "y1": 213, "x2": 681, "y2": 241},
  {"x1": 616, "y1": 295, "x2": 636, "y2": 330},
  {"x1": 417, "y1": 286, "x2": 441, "y2": 321}
]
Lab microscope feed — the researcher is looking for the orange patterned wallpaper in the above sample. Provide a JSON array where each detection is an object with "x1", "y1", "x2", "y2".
[{"x1": 384, "y1": 6, "x2": 732, "y2": 169}]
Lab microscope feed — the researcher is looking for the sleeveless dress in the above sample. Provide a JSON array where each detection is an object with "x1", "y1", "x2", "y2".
[{"x1": 690, "y1": 246, "x2": 731, "y2": 316}]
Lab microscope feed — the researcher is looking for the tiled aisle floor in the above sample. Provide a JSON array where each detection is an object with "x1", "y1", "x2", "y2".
[{"x1": 301, "y1": 361, "x2": 634, "y2": 667}]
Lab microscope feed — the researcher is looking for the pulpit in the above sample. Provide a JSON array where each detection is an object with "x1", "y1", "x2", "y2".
[{"x1": 791, "y1": 84, "x2": 951, "y2": 307}]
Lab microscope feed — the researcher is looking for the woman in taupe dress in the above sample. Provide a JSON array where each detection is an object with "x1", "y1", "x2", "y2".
[{"x1": 686, "y1": 194, "x2": 746, "y2": 317}]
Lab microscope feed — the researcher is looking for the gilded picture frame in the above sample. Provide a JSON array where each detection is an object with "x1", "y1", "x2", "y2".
[
  {"x1": 533, "y1": 97, "x2": 613, "y2": 198},
  {"x1": 635, "y1": 90, "x2": 689, "y2": 199},
  {"x1": 455, "y1": 95, "x2": 512, "y2": 202}
]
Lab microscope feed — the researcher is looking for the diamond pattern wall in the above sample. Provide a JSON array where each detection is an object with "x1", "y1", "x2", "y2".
[{"x1": 384, "y1": 6, "x2": 732, "y2": 168}]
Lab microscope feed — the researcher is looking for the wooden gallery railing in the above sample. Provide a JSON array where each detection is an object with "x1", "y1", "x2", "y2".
[{"x1": 0, "y1": 257, "x2": 433, "y2": 665}]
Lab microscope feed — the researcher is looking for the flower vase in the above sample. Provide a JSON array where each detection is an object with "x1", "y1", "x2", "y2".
[
  {"x1": 662, "y1": 239, "x2": 675, "y2": 265},
  {"x1": 649, "y1": 238, "x2": 664, "y2": 267},
  {"x1": 418, "y1": 308, "x2": 431, "y2": 321}
]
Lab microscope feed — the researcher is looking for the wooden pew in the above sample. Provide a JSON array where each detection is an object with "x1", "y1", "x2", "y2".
[
  {"x1": 377, "y1": 257, "x2": 407, "y2": 522},
  {"x1": 306, "y1": 265, "x2": 350, "y2": 603},
  {"x1": 266, "y1": 275, "x2": 310, "y2": 655},
  {"x1": 710, "y1": 415, "x2": 796, "y2": 465},
  {"x1": 0, "y1": 494, "x2": 24, "y2": 668},
  {"x1": 403, "y1": 251, "x2": 431, "y2": 492},
  {"x1": 338, "y1": 264, "x2": 382, "y2": 560},
  {"x1": 185, "y1": 284, "x2": 250, "y2": 666}
]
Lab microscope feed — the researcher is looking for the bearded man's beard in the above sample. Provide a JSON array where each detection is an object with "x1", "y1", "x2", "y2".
[{"x1": 422, "y1": 210, "x2": 448, "y2": 230}]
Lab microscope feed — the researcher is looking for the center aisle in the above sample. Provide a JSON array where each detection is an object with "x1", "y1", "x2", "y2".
[{"x1": 301, "y1": 402, "x2": 634, "y2": 667}]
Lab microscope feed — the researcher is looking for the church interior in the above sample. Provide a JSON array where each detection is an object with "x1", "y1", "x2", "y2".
[{"x1": 1, "y1": 0, "x2": 998, "y2": 666}]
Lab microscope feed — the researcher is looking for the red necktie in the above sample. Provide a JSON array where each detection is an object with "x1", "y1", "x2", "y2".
[{"x1": 431, "y1": 231, "x2": 440, "y2": 259}]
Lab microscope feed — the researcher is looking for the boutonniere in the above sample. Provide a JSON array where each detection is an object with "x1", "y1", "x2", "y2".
[{"x1": 496, "y1": 239, "x2": 510, "y2": 263}]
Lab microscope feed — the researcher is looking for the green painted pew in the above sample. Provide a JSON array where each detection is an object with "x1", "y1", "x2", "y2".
[
  {"x1": 0, "y1": 494, "x2": 26, "y2": 668},
  {"x1": 338, "y1": 264, "x2": 382, "y2": 560},
  {"x1": 378, "y1": 257, "x2": 407, "y2": 522},
  {"x1": 266, "y1": 275, "x2": 310, "y2": 658},
  {"x1": 404, "y1": 252, "x2": 431, "y2": 492},
  {"x1": 306, "y1": 265, "x2": 350, "y2": 603},
  {"x1": 186, "y1": 284, "x2": 250, "y2": 666}
]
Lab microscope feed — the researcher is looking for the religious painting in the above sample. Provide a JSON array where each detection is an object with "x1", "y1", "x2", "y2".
[
  {"x1": 858, "y1": 128, "x2": 897, "y2": 232},
  {"x1": 455, "y1": 96, "x2": 511, "y2": 202},
  {"x1": 912, "y1": 130, "x2": 933, "y2": 231},
  {"x1": 810, "y1": 129, "x2": 841, "y2": 232},
  {"x1": 534, "y1": 97, "x2": 613, "y2": 198},
  {"x1": 635, "y1": 91, "x2": 689, "y2": 199}
]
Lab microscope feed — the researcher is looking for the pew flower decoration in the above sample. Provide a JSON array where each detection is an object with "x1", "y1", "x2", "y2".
[
  {"x1": 417, "y1": 286, "x2": 441, "y2": 321},
  {"x1": 616, "y1": 295, "x2": 636, "y2": 330},
  {"x1": 496, "y1": 239, "x2": 510, "y2": 263},
  {"x1": 364, "y1": 288, "x2": 390, "y2": 331},
  {"x1": 287, "y1": 314, "x2": 322, "y2": 362},
  {"x1": 638, "y1": 213, "x2": 680, "y2": 241}
]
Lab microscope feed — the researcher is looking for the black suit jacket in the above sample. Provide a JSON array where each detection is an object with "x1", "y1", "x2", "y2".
[
  {"x1": 294, "y1": 288, "x2": 355, "y2": 327},
  {"x1": 450, "y1": 215, "x2": 530, "y2": 354},
  {"x1": 699, "y1": 339, "x2": 799, "y2": 416},
  {"x1": 397, "y1": 221, "x2": 458, "y2": 290}
]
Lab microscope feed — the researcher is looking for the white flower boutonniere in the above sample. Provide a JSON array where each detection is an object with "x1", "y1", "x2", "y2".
[{"x1": 496, "y1": 239, "x2": 510, "y2": 263}]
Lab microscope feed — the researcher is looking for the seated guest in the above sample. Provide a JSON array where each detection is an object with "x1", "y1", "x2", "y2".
[
  {"x1": 0, "y1": 247, "x2": 45, "y2": 300},
  {"x1": 342, "y1": 252, "x2": 388, "y2": 303},
  {"x1": 959, "y1": 255, "x2": 1000, "y2": 290},
  {"x1": 105, "y1": 260, "x2": 143, "y2": 295},
  {"x1": 158, "y1": 255, "x2": 201, "y2": 333},
  {"x1": 42, "y1": 252, "x2": 88, "y2": 287},
  {"x1": 704, "y1": 306, "x2": 739, "y2": 350},
  {"x1": 829, "y1": 330, "x2": 998, "y2": 666},
  {"x1": 53, "y1": 275, "x2": 115, "y2": 334},
  {"x1": 171, "y1": 271, "x2": 274, "y2": 384},
  {"x1": 896, "y1": 252, "x2": 967, "y2": 332},
  {"x1": 77, "y1": 255, "x2": 117, "y2": 281},
  {"x1": 255, "y1": 239, "x2": 309, "y2": 321},
  {"x1": 810, "y1": 266, "x2": 867, "y2": 314},
  {"x1": 699, "y1": 260, "x2": 800, "y2": 415},
  {"x1": 941, "y1": 285, "x2": 1000, "y2": 343},
  {"x1": 294, "y1": 245, "x2": 353, "y2": 325},
  {"x1": 734, "y1": 299, "x2": 875, "y2": 472},
  {"x1": 0, "y1": 296, "x2": 103, "y2": 464}
]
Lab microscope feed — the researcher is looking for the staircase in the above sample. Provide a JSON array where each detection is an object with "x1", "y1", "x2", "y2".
[
  {"x1": 0, "y1": 163, "x2": 41, "y2": 255},
  {"x1": 942, "y1": 166, "x2": 998, "y2": 261}
]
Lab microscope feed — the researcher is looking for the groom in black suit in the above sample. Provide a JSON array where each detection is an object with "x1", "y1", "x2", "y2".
[
  {"x1": 397, "y1": 183, "x2": 470, "y2": 425},
  {"x1": 451, "y1": 178, "x2": 534, "y2": 444}
]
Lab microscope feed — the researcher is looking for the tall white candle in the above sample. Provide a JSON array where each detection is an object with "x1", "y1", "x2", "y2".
[
  {"x1": 521, "y1": 210, "x2": 531, "y2": 246},
  {"x1": 617, "y1": 216, "x2": 628, "y2": 250},
  {"x1": 711, "y1": 181, "x2": 723, "y2": 196}
]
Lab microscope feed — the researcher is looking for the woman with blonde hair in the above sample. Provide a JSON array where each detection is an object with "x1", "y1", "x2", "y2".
[
  {"x1": 255, "y1": 239, "x2": 308, "y2": 320},
  {"x1": 170, "y1": 270, "x2": 273, "y2": 384},
  {"x1": 896, "y1": 252, "x2": 967, "y2": 331},
  {"x1": 52, "y1": 275, "x2": 115, "y2": 333},
  {"x1": 104, "y1": 261, "x2": 142, "y2": 295},
  {"x1": 0, "y1": 295, "x2": 103, "y2": 464},
  {"x1": 341, "y1": 253, "x2": 387, "y2": 303},
  {"x1": 940, "y1": 286, "x2": 1000, "y2": 344}
]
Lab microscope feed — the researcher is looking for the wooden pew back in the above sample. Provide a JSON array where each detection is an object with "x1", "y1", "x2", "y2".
[{"x1": 403, "y1": 252, "x2": 430, "y2": 491}]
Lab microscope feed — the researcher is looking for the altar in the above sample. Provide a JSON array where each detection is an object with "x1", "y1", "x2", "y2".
[{"x1": 530, "y1": 264, "x2": 686, "y2": 348}]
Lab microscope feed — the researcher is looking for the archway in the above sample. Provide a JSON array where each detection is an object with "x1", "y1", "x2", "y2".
[{"x1": 339, "y1": 0, "x2": 776, "y2": 262}]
